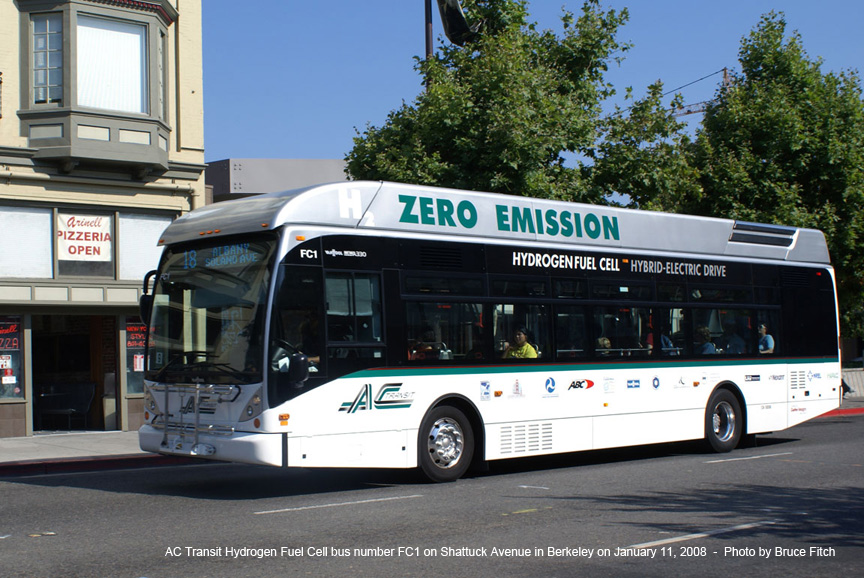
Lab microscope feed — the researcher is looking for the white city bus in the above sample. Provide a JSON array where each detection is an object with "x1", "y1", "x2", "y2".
[{"x1": 138, "y1": 181, "x2": 842, "y2": 482}]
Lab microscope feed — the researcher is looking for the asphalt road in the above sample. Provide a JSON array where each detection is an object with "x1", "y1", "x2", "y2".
[{"x1": 2, "y1": 415, "x2": 862, "y2": 577}]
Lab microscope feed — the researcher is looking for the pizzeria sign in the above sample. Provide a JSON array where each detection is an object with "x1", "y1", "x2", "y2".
[{"x1": 57, "y1": 214, "x2": 112, "y2": 262}]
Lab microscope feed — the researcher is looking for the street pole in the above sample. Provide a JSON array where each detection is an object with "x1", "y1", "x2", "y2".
[
  {"x1": 425, "y1": 0, "x2": 433, "y2": 60},
  {"x1": 425, "y1": 0, "x2": 433, "y2": 88}
]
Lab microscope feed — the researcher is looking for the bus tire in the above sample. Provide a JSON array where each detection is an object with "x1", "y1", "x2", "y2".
[
  {"x1": 705, "y1": 389, "x2": 742, "y2": 453},
  {"x1": 418, "y1": 405, "x2": 474, "y2": 483}
]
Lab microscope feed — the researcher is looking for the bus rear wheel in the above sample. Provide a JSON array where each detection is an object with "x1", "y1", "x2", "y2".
[
  {"x1": 705, "y1": 389, "x2": 742, "y2": 453},
  {"x1": 418, "y1": 406, "x2": 474, "y2": 483}
]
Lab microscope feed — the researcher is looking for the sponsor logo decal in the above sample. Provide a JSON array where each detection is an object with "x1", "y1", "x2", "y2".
[
  {"x1": 568, "y1": 379, "x2": 595, "y2": 390},
  {"x1": 745, "y1": 375, "x2": 761, "y2": 382},
  {"x1": 510, "y1": 379, "x2": 524, "y2": 398},
  {"x1": 652, "y1": 376, "x2": 660, "y2": 389},
  {"x1": 545, "y1": 378, "x2": 556, "y2": 394},
  {"x1": 339, "y1": 384, "x2": 413, "y2": 413},
  {"x1": 480, "y1": 381, "x2": 491, "y2": 401},
  {"x1": 603, "y1": 377, "x2": 615, "y2": 393},
  {"x1": 627, "y1": 379, "x2": 640, "y2": 389}
]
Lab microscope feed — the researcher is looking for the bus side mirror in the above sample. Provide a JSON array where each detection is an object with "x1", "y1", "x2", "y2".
[
  {"x1": 281, "y1": 353, "x2": 310, "y2": 388},
  {"x1": 140, "y1": 269, "x2": 157, "y2": 325},
  {"x1": 139, "y1": 294, "x2": 153, "y2": 325}
]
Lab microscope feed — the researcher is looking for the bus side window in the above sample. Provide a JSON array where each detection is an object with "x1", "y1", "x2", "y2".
[
  {"x1": 555, "y1": 306, "x2": 587, "y2": 359},
  {"x1": 716, "y1": 309, "x2": 752, "y2": 354},
  {"x1": 405, "y1": 301, "x2": 484, "y2": 362},
  {"x1": 593, "y1": 306, "x2": 651, "y2": 357},
  {"x1": 325, "y1": 273, "x2": 382, "y2": 343},
  {"x1": 494, "y1": 304, "x2": 548, "y2": 359},
  {"x1": 757, "y1": 311, "x2": 779, "y2": 355},
  {"x1": 270, "y1": 268, "x2": 323, "y2": 364},
  {"x1": 659, "y1": 308, "x2": 686, "y2": 356}
]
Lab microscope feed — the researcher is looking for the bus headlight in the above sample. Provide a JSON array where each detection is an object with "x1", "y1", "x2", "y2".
[{"x1": 239, "y1": 387, "x2": 263, "y2": 422}]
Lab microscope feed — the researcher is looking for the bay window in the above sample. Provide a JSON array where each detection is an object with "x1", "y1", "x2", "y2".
[{"x1": 18, "y1": 1, "x2": 177, "y2": 174}]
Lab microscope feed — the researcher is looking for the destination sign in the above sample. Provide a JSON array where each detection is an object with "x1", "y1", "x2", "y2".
[{"x1": 181, "y1": 243, "x2": 260, "y2": 270}]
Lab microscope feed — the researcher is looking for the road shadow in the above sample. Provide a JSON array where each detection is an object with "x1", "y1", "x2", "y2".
[{"x1": 1, "y1": 432, "x2": 800, "y2": 501}]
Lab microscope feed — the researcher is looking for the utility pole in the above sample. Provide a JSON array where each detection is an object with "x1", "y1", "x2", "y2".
[{"x1": 425, "y1": 0, "x2": 434, "y2": 60}]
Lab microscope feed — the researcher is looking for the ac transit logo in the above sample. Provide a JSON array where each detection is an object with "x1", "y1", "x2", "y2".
[
  {"x1": 339, "y1": 383, "x2": 414, "y2": 413},
  {"x1": 179, "y1": 395, "x2": 216, "y2": 415}
]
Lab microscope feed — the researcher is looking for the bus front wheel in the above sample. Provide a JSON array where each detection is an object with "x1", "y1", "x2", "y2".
[
  {"x1": 705, "y1": 389, "x2": 742, "y2": 453},
  {"x1": 418, "y1": 406, "x2": 474, "y2": 483}
]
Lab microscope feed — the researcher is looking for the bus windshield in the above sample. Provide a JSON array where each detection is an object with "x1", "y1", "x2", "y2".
[{"x1": 145, "y1": 236, "x2": 277, "y2": 384}]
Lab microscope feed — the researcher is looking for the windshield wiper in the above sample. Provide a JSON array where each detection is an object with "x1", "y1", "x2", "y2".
[
  {"x1": 153, "y1": 351, "x2": 255, "y2": 383},
  {"x1": 153, "y1": 351, "x2": 211, "y2": 381}
]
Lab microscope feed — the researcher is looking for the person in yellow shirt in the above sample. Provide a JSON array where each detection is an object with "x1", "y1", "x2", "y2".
[{"x1": 503, "y1": 327, "x2": 537, "y2": 359}]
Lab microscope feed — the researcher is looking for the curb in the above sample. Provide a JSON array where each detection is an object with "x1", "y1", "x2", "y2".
[
  {"x1": 0, "y1": 454, "x2": 199, "y2": 477},
  {"x1": 821, "y1": 407, "x2": 864, "y2": 418}
]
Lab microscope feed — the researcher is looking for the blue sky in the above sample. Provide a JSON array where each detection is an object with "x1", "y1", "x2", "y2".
[{"x1": 202, "y1": 1, "x2": 863, "y2": 163}]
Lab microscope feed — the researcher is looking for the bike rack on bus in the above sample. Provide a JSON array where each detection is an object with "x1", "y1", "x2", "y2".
[{"x1": 149, "y1": 383, "x2": 238, "y2": 455}]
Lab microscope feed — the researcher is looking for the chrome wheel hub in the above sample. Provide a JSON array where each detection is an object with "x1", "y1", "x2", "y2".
[{"x1": 427, "y1": 418, "x2": 464, "y2": 469}]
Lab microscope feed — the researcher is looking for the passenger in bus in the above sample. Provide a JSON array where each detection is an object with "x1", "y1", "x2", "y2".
[
  {"x1": 502, "y1": 327, "x2": 537, "y2": 359},
  {"x1": 695, "y1": 325, "x2": 716, "y2": 354},
  {"x1": 758, "y1": 324, "x2": 775, "y2": 354},
  {"x1": 411, "y1": 328, "x2": 440, "y2": 360},
  {"x1": 647, "y1": 332, "x2": 677, "y2": 355},
  {"x1": 595, "y1": 336, "x2": 613, "y2": 356},
  {"x1": 719, "y1": 323, "x2": 746, "y2": 354}
]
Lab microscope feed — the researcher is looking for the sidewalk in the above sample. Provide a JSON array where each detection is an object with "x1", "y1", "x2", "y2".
[
  {"x1": 1, "y1": 397, "x2": 863, "y2": 477},
  {"x1": 0, "y1": 429, "x2": 196, "y2": 476}
]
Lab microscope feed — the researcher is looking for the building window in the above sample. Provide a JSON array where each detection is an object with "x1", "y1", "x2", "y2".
[
  {"x1": 32, "y1": 13, "x2": 64, "y2": 105},
  {"x1": 0, "y1": 316, "x2": 24, "y2": 400},
  {"x1": 77, "y1": 15, "x2": 148, "y2": 114},
  {"x1": 19, "y1": 1, "x2": 177, "y2": 171},
  {"x1": 0, "y1": 206, "x2": 53, "y2": 278},
  {"x1": 157, "y1": 30, "x2": 166, "y2": 121}
]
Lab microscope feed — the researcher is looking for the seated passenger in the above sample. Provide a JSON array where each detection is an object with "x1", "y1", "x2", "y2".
[
  {"x1": 720, "y1": 324, "x2": 746, "y2": 354},
  {"x1": 695, "y1": 325, "x2": 716, "y2": 354},
  {"x1": 758, "y1": 324, "x2": 775, "y2": 354},
  {"x1": 411, "y1": 329, "x2": 439, "y2": 360},
  {"x1": 596, "y1": 336, "x2": 612, "y2": 356},
  {"x1": 502, "y1": 327, "x2": 537, "y2": 359}
]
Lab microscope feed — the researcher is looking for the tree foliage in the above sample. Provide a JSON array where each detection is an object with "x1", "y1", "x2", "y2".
[
  {"x1": 583, "y1": 82, "x2": 701, "y2": 210},
  {"x1": 346, "y1": 0, "x2": 634, "y2": 202},
  {"x1": 684, "y1": 13, "x2": 864, "y2": 336}
]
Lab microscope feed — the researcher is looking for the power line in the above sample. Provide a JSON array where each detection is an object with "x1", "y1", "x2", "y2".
[{"x1": 663, "y1": 68, "x2": 727, "y2": 98}]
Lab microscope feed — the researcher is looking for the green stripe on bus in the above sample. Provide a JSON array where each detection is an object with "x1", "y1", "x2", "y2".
[{"x1": 344, "y1": 357, "x2": 838, "y2": 379}]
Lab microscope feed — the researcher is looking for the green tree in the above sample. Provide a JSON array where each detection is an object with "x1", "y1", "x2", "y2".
[
  {"x1": 686, "y1": 13, "x2": 864, "y2": 336},
  {"x1": 346, "y1": 0, "x2": 632, "y2": 202},
  {"x1": 584, "y1": 82, "x2": 701, "y2": 210}
]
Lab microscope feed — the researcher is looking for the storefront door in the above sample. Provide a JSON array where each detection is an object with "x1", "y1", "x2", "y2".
[{"x1": 31, "y1": 315, "x2": 117, "y2": 431}]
